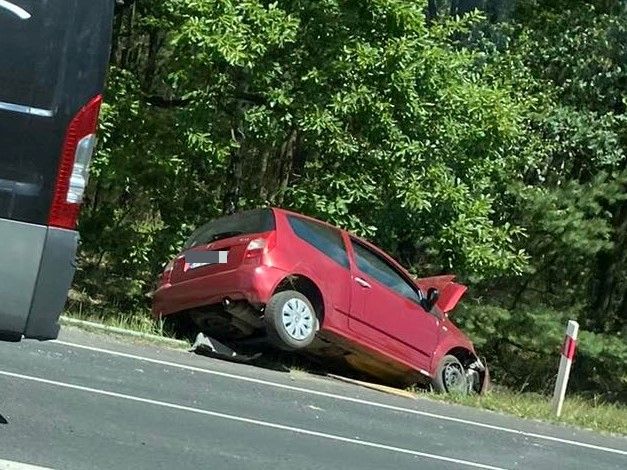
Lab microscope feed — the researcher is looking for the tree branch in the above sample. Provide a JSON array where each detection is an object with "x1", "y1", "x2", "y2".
[{"x1": 143, "y1": 95, "x2": 190, "y2": 108}]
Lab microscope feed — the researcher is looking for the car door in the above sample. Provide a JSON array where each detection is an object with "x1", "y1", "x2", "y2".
[
  {"x1": 284, "y1": 215, "x2": 351, "y2": 319},
  {"x1": 348, "y1": 237, "x2": 439, "y2": 371}
]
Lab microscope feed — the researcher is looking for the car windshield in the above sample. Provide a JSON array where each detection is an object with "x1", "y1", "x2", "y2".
[{"x1": 184, "y1": 209, "x2": 275, "y2": 249}]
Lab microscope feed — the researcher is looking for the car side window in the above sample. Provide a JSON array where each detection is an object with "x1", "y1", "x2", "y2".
[
  {"x1": 351, "y1": 239, "x2": 421, "y2": 303},
  {"x1": 287, "y1": 215, "x2": 349, "y2": 268}
]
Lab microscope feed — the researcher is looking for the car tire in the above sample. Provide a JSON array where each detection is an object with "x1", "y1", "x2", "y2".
[
  {"x1": 432, "y1": 354, "x2": 469, "y2": 394},
  {"x1": 264, "y1": 290, "x2": 318, "y2": 350}
]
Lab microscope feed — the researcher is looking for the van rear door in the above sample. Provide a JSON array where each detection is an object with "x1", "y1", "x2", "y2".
[
  {"x1": 0, "y1": 0, "x2": 114, "y2": 340},
  {"x1": 0, "y1": 0, "x2": 113, "y2": 224}
]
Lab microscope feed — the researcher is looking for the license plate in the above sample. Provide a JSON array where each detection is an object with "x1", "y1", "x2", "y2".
[{"x1": 184, "y1": 250, "x2": 228, "y2": 271}]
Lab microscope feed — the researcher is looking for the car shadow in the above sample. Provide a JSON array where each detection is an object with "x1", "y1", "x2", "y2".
[
  {"x1": 176, "y1": 325, "x2": 408, "y2": 388},
  {"x1": 0, "y1": 413, "x2": 7, "y2": 424},
  {"x1": 211, "y1": 340, "x2": 381, "y2": 384},
  {"x1": 189, "y1": 336, "x2": 344, "y2": 376}
]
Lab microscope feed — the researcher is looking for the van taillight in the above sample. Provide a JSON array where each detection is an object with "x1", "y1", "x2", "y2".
[{"x1": 48, "y1": 95, "x2": 103, "y2": 229}]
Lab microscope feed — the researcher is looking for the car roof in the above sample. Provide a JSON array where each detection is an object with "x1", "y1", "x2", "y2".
[
  {"x1": 271, "y1": 207, "x2": 414, "y2": 279},
  {"x1": 272, "y1": 207, "x2": 343, "y2": 231}
]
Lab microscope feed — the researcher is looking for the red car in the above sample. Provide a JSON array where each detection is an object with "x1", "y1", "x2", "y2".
[{"x1": 153, "y1": 208, "x2": 488, "y2": 393}]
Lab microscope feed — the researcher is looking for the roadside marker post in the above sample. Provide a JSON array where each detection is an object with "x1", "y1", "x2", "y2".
[{"x1": 552, "y1": 320, "x2": 579, "y2": 417}]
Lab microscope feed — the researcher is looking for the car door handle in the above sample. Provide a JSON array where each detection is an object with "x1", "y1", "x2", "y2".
[{"x1": 354, "y1": 277, "x2": 371, "y2": 288}]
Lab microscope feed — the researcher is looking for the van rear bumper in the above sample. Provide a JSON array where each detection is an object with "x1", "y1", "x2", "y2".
[
  {"x1": 0, "y1": 218, "x2": 78, "y2": 341},
  {"x1": 25, "y1": 227, "x2": 79, "y2": 340}
]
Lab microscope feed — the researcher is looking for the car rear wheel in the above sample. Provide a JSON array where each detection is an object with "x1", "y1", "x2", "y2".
[
  {"x1": 264, "y1": 290, "x2": 318, "y2": 350},
  {"x1": 432, "y1": 355, "x2": 469, "y2": 394}
]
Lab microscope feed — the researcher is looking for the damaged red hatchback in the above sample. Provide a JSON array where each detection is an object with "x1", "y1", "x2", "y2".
[{"x1": 152, "y1": 208, "x2": 488, "y2": 393}]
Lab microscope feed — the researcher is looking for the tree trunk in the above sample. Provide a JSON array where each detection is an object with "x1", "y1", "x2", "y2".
[
  {"x1": 486, "y1": 0, "x2": 503, "y2": 22},
  {"x1": 450, "y1": 0, "x2": 459, "y2": 16},
  {"x1": 143, "y1": 30, "x2": 163, "y2": 90},
  {"x1": 222, "y1": 128, "x2": 244, "y2": 215},
  {"x1": 426, "y1": 0, "x2": 438, "y2": 22},
  {"x1": 221, "y1": 68, "x2": 250, "y2": 215},
  {"x1": 617, "y1": 286, "x2": 627, "y2": 333},
  {"x1": 459, "y1": 0, "x2": 482, "y2": 15},
  {"x1": 273, "y1": 130, "x2": 298, "y2": 205},
  {"x1": 258, "y1": 149, "x2": 269, "y2": 201},
  {"x1": 109, "y1": 9, "x2": 124, "y2": 65},
  {"x1": 590, "y1": 195, "x2": 627, "y2": 331},
  {"x1": 120, "y1": 2, "x2": 136, "y2": 69}
]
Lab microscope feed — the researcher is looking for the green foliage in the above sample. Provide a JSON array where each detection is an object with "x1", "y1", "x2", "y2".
[{"x1": 455, "y1": 301, "x2": 627, "y2": 401}]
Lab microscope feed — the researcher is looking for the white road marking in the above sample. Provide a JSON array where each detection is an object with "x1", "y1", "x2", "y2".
[
  {"x1": 53, "y1": 340, "x2": 627, "y2": 456},
  {"x1": 0, "y1": 1, "x2": 31, "y2": 20},
  {"x1": 0, "y1": 370, "x2": 505, "y2": 470},
  {"x1": 0, "y1": 459, "x2": 53, "y2": 470}
]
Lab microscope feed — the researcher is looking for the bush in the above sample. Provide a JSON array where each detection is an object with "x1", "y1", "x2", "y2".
[{"x1": 454, "y1": 302, "x2": 627, "y2": 402}]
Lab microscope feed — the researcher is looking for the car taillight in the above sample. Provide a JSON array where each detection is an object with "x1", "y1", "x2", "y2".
[
  {"x1": 48, "y1": 95, "x2": 103, "y2": 229},
  {"x1": 244, "y1": 232, "x2": 276, "y2": 261},
  {"x1": 159, "y1": 259, "x2": 176, "y2": 287}
]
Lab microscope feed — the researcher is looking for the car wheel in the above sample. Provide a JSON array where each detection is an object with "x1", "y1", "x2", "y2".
[
  {"x1": 432, "y1": 355, "x2": 469, "y2": 394},
  {"x1": 264, "y1": 290, "x2": 318, "y2": 350}
]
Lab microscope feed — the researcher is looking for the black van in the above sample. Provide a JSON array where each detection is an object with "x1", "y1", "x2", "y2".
[{"x1": 0, "y1": 1, "x2": 115, "y2": 340}]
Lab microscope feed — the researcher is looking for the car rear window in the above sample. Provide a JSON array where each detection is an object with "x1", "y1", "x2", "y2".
[
  {"x1": 185, "y1": 209, "x2": 275, "y2": 249},
  {"x1": 287, "y1": 215, "x2": 349, "y2": 268}
]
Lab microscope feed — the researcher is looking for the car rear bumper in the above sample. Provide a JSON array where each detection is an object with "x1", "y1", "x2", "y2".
[
  {"x1": 152, "y1": 264, "x2": 288, "y2": 318},
  {"x1": 0, "y1": 218, "x2": 78, "y2": 341}
]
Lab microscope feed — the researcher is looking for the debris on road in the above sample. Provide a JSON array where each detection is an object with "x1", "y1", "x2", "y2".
[{"x1": 190, "y1": 332, "x2": 262, "y2": 363}]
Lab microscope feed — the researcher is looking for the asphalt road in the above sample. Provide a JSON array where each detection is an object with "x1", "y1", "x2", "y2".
[{"x1": 0, "y1": 328, "x2": 625, "y2": 470}]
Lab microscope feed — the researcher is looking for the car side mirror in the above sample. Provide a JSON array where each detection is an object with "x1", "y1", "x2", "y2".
[{"x1": 426, "y1": 287, "x2": 439, "y2": 311}]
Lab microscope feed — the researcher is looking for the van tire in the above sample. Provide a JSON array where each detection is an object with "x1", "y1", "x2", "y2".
[{"x1": 265, "y1": 290, "x2": 318, "y2": 350}]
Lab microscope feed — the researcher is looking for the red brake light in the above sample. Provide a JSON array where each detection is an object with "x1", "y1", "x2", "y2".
[
  {"x1": 48, "y1": 95, "x2": 103, "y2": 229},
  {"x1": 245, "y1": 238, "x2": 267, "y2": 257},
  {"x1": 244, "y1": 231, "x2": 276, "y2": 261}
]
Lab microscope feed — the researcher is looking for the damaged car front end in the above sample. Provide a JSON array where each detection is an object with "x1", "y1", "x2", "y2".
[
  {"x1": 416, "y1": 275, "x2": 490, "y2": 395},
  {"x1": 467, "y1": 356, "x2": 490, "y2": 394}
]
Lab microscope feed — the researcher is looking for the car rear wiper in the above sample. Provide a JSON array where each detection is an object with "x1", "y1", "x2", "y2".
[{"x1": 208, "y1": 231, "x2": 244, "y2": 243}]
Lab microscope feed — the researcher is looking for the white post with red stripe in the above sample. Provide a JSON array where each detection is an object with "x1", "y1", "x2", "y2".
[{"x1": 552, "y1": 320, "x2": 579, "y2": 417}]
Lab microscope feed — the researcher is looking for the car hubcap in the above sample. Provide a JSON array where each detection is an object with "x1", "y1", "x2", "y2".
[
  {"x1": 443, "y1": 362, "x2": 466, "y2": 393},
  {"x1": 281, "y1": 298, "x2": 314, "y2": 341}
]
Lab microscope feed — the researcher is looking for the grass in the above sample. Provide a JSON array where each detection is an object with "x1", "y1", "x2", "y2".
[
  {"x1": 64, "y1": 309, "x2": 165, "y2": 335},
  {"x1": 62, "y1": 308, "x2": 190, "y2": 347},
  {"x1": 421, "y1": 387, "x2": 627, "y2": 436},
  {"x1": 62, "y1": 309, "x2": 626, "y2": 435}
]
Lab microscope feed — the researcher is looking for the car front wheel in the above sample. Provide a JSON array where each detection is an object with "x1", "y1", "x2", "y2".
[
  {"x1": 264, "y1": 290, "x2": 318, "y2": 350},
  {"x1": 432, "y1": 355, "x2": 470, "y2": 394}
]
